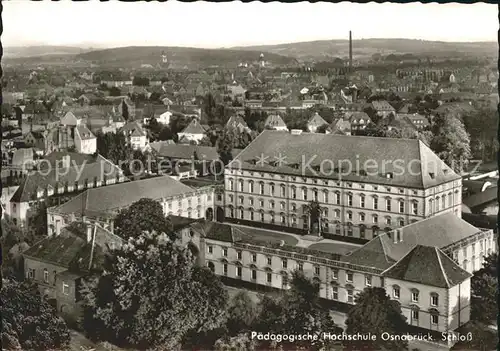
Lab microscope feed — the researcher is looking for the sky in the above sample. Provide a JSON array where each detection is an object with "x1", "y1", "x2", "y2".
[{"x1": 2, "y1": 1, "x2": 498, "y2": 48}]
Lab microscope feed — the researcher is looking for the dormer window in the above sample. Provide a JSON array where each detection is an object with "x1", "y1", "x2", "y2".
[
  {"x1": 386, "y1": 173, "x2": 393, "y2": 179},
  {"x1": 429, "y1": 172, "x2": 435, "y2": 179}
]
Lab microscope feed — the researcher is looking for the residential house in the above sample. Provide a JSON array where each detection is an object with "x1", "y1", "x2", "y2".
[
  {"x1": 344, "y1": 111, "x2": 371, "y2": 131},
  {"x1": 264, "y1": 114, "x2": 288, "y2": 131},
  {"x1": 23, "y1": 222, "x2": 123, "y2": 323},
  {"x1": 371, "y1": 100, "x2": 396, "y2": 118},
  {"x1": 307, "y1": 112, "x2": 328, "y2": 133},
  {"x1": 120, "y1": 121, "x2": 149, "y2": 151},
  {"x1": 1, "y1": 186, "x2": 19, "y2": 219},
  {"x1": 47, "y1": 176, "x2": 216, "y2": 235},
  {"x1": 398, "y1": 113, "x2": 429, "y2": 130},
  {"x1": 143, "y1": 104, "x2": 173, "y2": 125},
  {"x1": 24, "y1": 129, "x2": 58, "y2": 155},
  {"x1": 9, "y1": 153, "x2": 126, "y2": 226},
  {"x1": 225, "y1": 115, "x2": 250, "y2": 133},
  {"x1": 177, "y1": 119, "x2": 206, "y2": 144},
  {"x1": 74, "y1": 125, "x2": 97, "y2": 154},
  {"x1": 326, "y1": 118, "x2": 352, "y2": 135}
]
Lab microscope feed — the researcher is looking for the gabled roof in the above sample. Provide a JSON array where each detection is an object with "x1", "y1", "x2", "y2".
[
  {"x1": 60, "y1": 111, "x2": 81, "y2": 126},
  {"x1": 329, "y1": 118, "x2": 351, "y2": 133},
  {"x1": 50, "y1": 176, "x2": 196, "y2": 217},
  {"x1": 121, "y1": 121, "x2": 146, "y2": 137},
  {"x1": 307, "y1": 112, "x2": 327, "y2": 127},
  {"x1": 344, "y1": 111, "x2": 371, "y2": 123},
  {"x1": 228, "y1": 130, "x2": 459, "y2": 188},
  {"x1": 264, "y1": 114, "x2": 287, "y2": 128},
  {"x1": 371, "y1": 100, "x2": 395, "y2": 112},
  {"x1": 11, "y1": 155, "x2": 124, "y2": 203},
  {"x1": 180, "y1": 119, "x2": 206, "y2": 135},
  {"x1": 382, "y1": 245, "x2": 471, "y2": 288}
]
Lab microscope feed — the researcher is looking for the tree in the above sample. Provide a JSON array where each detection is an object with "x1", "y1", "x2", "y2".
[
  {"x1": 114, "y1": 198, "x2": 173, "y2": 239},
  {"x1": 1, "y1": 217, "x2": 30, "y2": 279},
  {"x1": 253, "y1": 272, "x2": 338, "y2": 350},
  {"x1": 217, "y1": 130, "x2": 235, "y2": 166},
  {"x1": 80, "y1": 231, "x2": 228, "y2": 350},
  {"x1": 109, "y1": 86, "x2": 121, "y2": 97},
  {"x1": 304, "y1": 200, "x2": 322, "y2": 235},
  {"x1": 2, "y1": 279, "x2": 71, "y2": 350},
  {"x1": 226, "y1": 292, "x2": 259, "y2": 336},
  {"x1": 430, "y1": 113, "x2": 472, "y2": 173},
  {"x1": 345, "y1": 287, "x2": 408, "y2": 350},
  {"x1": 471, "y1": 252, "x2": 498, "y2": 324}
]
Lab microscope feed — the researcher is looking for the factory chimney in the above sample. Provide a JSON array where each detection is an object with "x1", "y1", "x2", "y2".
[{"x1": 349, "y1": 31, "x2": 353, "y2": 72}]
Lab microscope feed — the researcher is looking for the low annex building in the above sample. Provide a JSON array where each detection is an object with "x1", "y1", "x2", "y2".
[
  {"x1": 176, "y1": 212, "x2": 495, "y2": 346},
  {"x1": 47, "y1": 175, "x2": 216, "y2": 235}
]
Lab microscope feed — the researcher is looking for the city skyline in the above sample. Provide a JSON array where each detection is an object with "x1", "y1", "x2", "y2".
[{"x1": 2, "y1": 1, "x2": 497, "y2": 49}]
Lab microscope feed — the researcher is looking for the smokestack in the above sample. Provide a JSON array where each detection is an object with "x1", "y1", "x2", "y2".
[{"x1": 349, "y1": 31, "x2": 353, "y2": 72}]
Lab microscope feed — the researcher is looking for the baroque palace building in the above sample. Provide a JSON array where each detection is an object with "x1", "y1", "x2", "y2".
[
  {"x1": 223, "y1": 130, "x2": 462, "y2": 242},
  {"x1": 174, "y1": 213, "x2": 496, "y2": 348}
]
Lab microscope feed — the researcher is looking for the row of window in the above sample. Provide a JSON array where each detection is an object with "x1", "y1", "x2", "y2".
[
  {"x1": 227, "y1": 193, "x2": 423, "y2": 215},
  {"x1": 27, "y1": 268, "x2": 70, "y2": 295},
  {"x1": 163, "y1": 195, "x2": 206, "y2": 210},
  {"x1": 393, "y1": 285, "x2": 440, "y2": 306},
  {"x1": 226, "y1": 207, "x2": 409, "y2": 231},
  {"x1": 227, "y1": 177, "x2": 421, "y2": 195}
]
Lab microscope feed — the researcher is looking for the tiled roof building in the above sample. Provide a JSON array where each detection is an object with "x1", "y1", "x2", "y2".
[{"x1": 224, "y1": 130, "x2": 462, "y2": 241}]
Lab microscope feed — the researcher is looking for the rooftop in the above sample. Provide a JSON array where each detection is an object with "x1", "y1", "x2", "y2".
[
  {"x1": 227, "y1": 130, "x2": 459, "y2": 189},
  {"x1": 50, "y1": 176, "x2": 196, "y2": 217}
]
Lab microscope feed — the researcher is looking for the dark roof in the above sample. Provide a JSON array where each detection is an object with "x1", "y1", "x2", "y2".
[
  {"x1": 121, "y1": 121, "x2": 146, "y2": 137},
  {"x1": 372, "y1": 100, "x2": 395, "y2": 112},
  {"x1": 264, "y1": 114, "x2": 287, "y2": 128},
  {"x1": 51, "y1": 176, "x2": 195, "y2": 217},
  {"x1": 463, "y1": 186, "x2": 498, "y2": 210},
  {"x1": 154, "y1": 144, "x2": 219, "y2": 161},
  {"x1": 343, "y1": 212, "x2": 483, "y2": 270},
  {"x1": 228, "y1": 130, "x2": 460, "y2": 189},
  {"x1": 11, "y1": 155, "x2": 124, "y2": 203},
  {"x1": 41, "y1": 152, "x2": 97, "y2": 169},
  {"x1": 462, "y1": 180, "x2": 494, "y2": 195},
  {"x1": 382, "y1": 245, "x2": 471, "y2": 288},
  {"x1": 23, "y1": 228, "x2": 86, "y2": 268},
  {"x1": 180, "y1": 119, "x2": 206, "y2": 135}
]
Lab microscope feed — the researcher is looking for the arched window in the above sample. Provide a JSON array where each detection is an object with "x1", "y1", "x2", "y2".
[
  {"x1": 411, "y1": 288, "x2": 420, "y2": 303},
  {"x1": 429, "y1": 199, "x2": 434, "y2": 214},
  {"x1": 249, "y1": 180, "x2": 254, "y2": 193},
  {"x1": 291, "y1": 185, "x2": 297, "y2": 199},
  {"x1": 238, "y1": 179, "x2": 244, "y2": 192},
  {"x1": 399, "y1": 199, "x2": 405, "y2": 213},
  {"x1": 430, "y1": 292, "x2": 439, "y2": 307},
  {"x1": 372, "y1": 195, "x2": 379, "y2": 209},
  {"x1": 436, "y1": 196, "x2": 440, "y2": 211},
  {"x1": 228, "y1": 205, "x2": 234, "y2": 218},
  {"x1": 270, "y1": 182, "x2": 275, "y2": 196},
  {"x1": 280, "y1": 184, "x2": 286, "y2": 197},
  {"x1": 313, "y1": 188, "x2": 318, "y2": 201},
  {"x1": 347, "y1": 223, "x2": 353, "y2": 236},
  {"x1": 442, "y1": 195, "x2": 446, "y2": 209},
  {"x1": 260, "y1": 210, "x2": 265, "y2": 222},
  {"x1": 239, "y1": 207, "x2": 244, "y2": 219},
  {"x1": 323, "y1": 190, "x2": 329, "y2": 203},
  {"x1": 448, "y1": 192, "x2": 452, "y2": 207},
  {"x1": 249, "y1": 208, "x2": 254, "y2": 221},
  {"x1": 372, "y1": 226, "x2": 379, "y2": 237},
  {"x1": 228, "y1": 178, "x2": 234, "y2": 191},
  {"x1": 359, "y1": 225, "x2": 366, "y2": 239},
  {"x1": 302, "y1": 187, "x2": 308, "y2": 201},
  {"x1": 259, "y1": 182, "x2": 264, "y2": 195},
  {"x1": 280, "y1": 212, "x2": 286, "y2": 225},
  {"x1": 392, "y1": 284, "x2": 400, "y2": 299},
  {"x1": 335, "y1": 222, "x2": 341, "y2": 234}
]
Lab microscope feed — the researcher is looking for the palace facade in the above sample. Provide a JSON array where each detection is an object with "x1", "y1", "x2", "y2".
[{"x1": 223, "y1": 130, "x2": 462, "y2": 242}]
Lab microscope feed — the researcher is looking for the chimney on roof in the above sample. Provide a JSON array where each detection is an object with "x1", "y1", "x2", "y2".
[{"x1": 349, "y1": 31, "x2": 353, "y2": 73}]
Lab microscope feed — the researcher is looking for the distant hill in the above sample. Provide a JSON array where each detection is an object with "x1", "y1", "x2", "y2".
[
  {"x1": 3, "y1": 46, "x2": 93, "y2": 58},
  {"x1": 75, "y1": 46, "x2": 298, "y2": 68},
  {"x1": 3, "y1": 46, "x2": 298, "y2": 69},
  {"x1": 232, "y1": 39, "x2": 497, "y2": 61}
]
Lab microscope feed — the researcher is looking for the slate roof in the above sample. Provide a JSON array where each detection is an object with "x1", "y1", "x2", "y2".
[
  {"x1": 153, "y1": 144, "x2": 219, "y2": 161},
  {"x1": 180, "y1": 119, "x2": 206, "y2": 135},
  {"x1": 329, "y1": 118, "x2": 351, "y2": 133},
  {"x1": 50, "y1": 176, "x2": 196, "y2": 217},
  {"x1": 11, "y1": 148, "x2": 34, "y2": 167},
  {"x1": 463, "y1": 186, "x2": 498, "y2": 210},
  {"x1": 11, "y1": 155, "x2": 124, "y2": 203},
  {"x1": 462, "y1": 180, "x2": 494, "y2": 195},
  {"x1": 382, "y1": 245, "x2": 471, "y2": 288},
  {"x1": 372, "y1": 100, "x2": 395, "y2": 112},
  {"x1": 228, "y1": 130, "x2": 460, "y2": 188}
]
